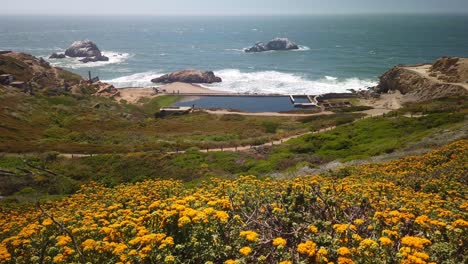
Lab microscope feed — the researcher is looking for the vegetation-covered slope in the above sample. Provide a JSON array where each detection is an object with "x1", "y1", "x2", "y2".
[
  {"x1": 0, "y1": 140, "x2": 466, "y2": 263},
  {"x1": 1, "y1": 96, "x2": 465, "y2": 198}
]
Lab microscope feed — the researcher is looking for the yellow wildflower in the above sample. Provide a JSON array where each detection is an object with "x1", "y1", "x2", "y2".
[
  {"x1": 240, "y1": 230, "x2": 259, "y2": 242},
  {"x1": 178, "y1": 216, "x2": 191, "y2": 227},
  {"x1": 55, "y1": 235, "x2": 72, "y2": 247},
  {"x1": 297, "y1": 240, "x2": 316, "y2": 257},
  {"x1": 308, "y1": 225, "x2": 319, "y2": 233},
  {"x1": 272, "y1": 237, "x2": 287, "y2": 247},
  {"x1": 337, "y1": 247, "x2": 351, "y2": 256},
  {"x1": 239, "y1": 246, "x2": 252, "y2": 256},
  {"x1": 379, "y1": 236, "x2": 393, "y2": 246}
]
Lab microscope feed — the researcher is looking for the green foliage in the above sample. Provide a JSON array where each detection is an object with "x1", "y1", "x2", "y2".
[
  {"x1": 261, "y1": 121, "x2": 280, "y2": 133},
  {"x1": 332, "y1": 105, "x2": 373, "y2": 112},
  {"x1": 399, "y1": 96, "x2": 467, "y2": 114},
  {"x1": 286, "y1": 112, "x2": 465, "y2": 161}
]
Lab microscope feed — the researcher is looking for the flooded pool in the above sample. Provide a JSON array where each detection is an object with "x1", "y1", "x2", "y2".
[{"x1": 173, "y1": 96, "x2": 302, "y2": 112}]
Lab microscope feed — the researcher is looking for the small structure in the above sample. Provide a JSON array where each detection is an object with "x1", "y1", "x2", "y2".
[
  {"x1": 0, "y1": 74, "x2": 13, "y2": 85},
  {"x1": 289, "y1": 94, "x2": 318, "y2": 108},
  {"x1": 10, "y1": 81, "x2": 26, "y2": 90},
  {"x1": 156, "y1": 106, "x2": 192, "y2": 117}
]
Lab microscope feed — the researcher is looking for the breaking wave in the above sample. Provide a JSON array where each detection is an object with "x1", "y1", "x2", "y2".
[
  {"x1": 102, "y1": 69, "x2": 377, "y2": 93},
  {"x1": 102, "y1": 71, "x2": 162, "y2": 88},
  {"x1": 205, "y1": 69, "x2": 377, "y2": 94}
]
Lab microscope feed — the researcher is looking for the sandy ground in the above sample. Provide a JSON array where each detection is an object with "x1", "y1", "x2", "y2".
[
  {"x1": 358, "y1": 91, "x2": 404, "y2": 116},
  {"x1": 116, "y1": 82, "x2": 225, "y2": 103}
]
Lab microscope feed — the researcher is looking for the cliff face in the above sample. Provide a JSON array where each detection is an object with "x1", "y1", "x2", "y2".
[{"x1": 376, "y1": 57, "x2": 468, "y2": 102}]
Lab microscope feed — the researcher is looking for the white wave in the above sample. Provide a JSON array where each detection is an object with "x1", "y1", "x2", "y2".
[
  {"x1": 225, "y1": 48, "x2": 245, "y2": 52},
  {"x1": 102, "y1": 69, "x2": 377, "y2": 94},
  {"x1": 241, "y1": 45, "x2": 311, "y2": 53},
  {"x1": 202, "y1": 69, "x2": 377, "y2": 95},
  {"x1": 294, "y1": 45, "x2": 311, "y2": 51},
  {"x1": 47, "y1": 51, "x2": 132, "y2": 69},
  {"x1": 102, "y1": 71, "x2": 162, "y2": 88}
]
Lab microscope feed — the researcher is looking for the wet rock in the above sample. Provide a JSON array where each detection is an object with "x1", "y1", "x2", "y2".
[
  {"x1": 151, "y1": 69, "x2": 222, "y2": 84},
  {"x1": 245, "y1": 38, "x2": 299, "y2": 52}
]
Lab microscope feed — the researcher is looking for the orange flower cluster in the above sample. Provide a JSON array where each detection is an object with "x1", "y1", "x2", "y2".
[{"x1": 0, "y1": 140, "x2": 466, "y2": 263}]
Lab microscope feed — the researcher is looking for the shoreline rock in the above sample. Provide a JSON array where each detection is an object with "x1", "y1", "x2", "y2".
[
  {"x1": 49, "y1": 53, "x2": 65, "y2": 59},
  {"x1": 245, "y1": 38, "x2": 299, "y2": 53},
  {"x1": 79, "y1": 55, "x2": 110, "y2": 63},
  {"x1": 151, "y1": 69, "x2": 222, "y2": 84}
]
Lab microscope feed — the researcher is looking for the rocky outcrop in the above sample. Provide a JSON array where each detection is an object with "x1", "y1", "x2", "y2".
[
  {"x1": 429, "y1": 57, "x2": 468, "y2": 83},
  {"x1": 0, "y1": 52, "x2": 119, "y2": 97},
  {"x1": 94, "y1": 82, "x2": 120, "y2": 97},
  {"x1": 62, "y1": 40, "x2": 109, "y2": 62},
  {"x1": 79, "y1": 56, "x2": 109, "y2": 63},
  {"x1": 375, "y1": 57, "x2": 468, "y2": 102},
  {"x1": 49, "y1": 53, "x2": 65, "y2": 59},
  {"x1": 245, "y1": 38, "x2": 299, "y2": 53},
  {"x1": 151, "y1": 69, "x2": 222, "y2": 84},
  {"x1": 0, "y1": 52, "x2": 82, "y2": 92}
]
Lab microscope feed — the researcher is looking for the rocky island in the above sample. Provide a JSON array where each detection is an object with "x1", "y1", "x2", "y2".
[
  {"x1": 151, "y1": 69, "x2": 222, "y2": 84},
  {"x1": 244, "y1": 38, "x2": 299, "y2": 52},
  {"x1": 49, "y1": 40, "x2": 109, "y2": 63}
]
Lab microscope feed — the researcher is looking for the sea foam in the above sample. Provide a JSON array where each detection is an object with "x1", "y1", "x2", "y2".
[
  {"x1": 102, "y1": 71, "x2": 162, "y2": 88},
  {"x1": 104, "y1": 69, "x2": 377, "y2": 93},
  {"x1": 205, "y1": 69, "x2": 377, "y2": 94}
]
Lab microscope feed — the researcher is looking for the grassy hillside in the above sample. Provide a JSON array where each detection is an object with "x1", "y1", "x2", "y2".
[
  {"x1": 0, "y1": 140, "x2": 466, "y2": 263},
  {"x1": 0, "y1": 97, "x2": 465, "y2": 198},
  {"x1": 2, "y1": 89, "x2": 352, "y2": 154}
]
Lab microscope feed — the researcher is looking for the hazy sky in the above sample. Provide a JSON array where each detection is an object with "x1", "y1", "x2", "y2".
[{"x1": 3, "y1": 0, "x2": 468, "y2": 15}]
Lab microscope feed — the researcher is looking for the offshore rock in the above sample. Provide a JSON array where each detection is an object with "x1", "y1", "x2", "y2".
[
  {"x1": 245, "y1": 38, "x2": 299, "y2": 52},
  {"x1": 64, "y1": 40, "x2": 109, "y2": 62},
  {"x1": 151, "y1": 69, "x2": 222, "y2": 84}
]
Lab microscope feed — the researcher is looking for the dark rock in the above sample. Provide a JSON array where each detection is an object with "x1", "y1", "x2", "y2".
[
  {"x1": 79, "y1": 55, "x2": 109, "y2": 63},
  {"x1": 65, "y1": 40, "x2": 103, "y2": 58},
  {"x1": 49, "y1": 53, "x2": 66, "y2": 59},
  {"x1": 245, "y1": 38, "x2": 299, "y2": 53},
  {"x1": 151, "y1": 69, "x2": 222, "y2": 84}
]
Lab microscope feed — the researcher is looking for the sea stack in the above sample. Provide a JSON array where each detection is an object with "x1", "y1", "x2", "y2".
[
  {"x1": 151, "y1": 69, "x2": 222, "y2": 84},
  {"x1": 245, "y1": 38, "x2": 299, "y2": 52},
  {"x1": 49, "y1": 40, "x2": 109, "y2": 63}
]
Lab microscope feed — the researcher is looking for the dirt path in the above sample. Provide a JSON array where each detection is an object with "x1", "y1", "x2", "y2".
[
  {"x1": 166, "y1": 126, "x2": 337, "y2": 155},
  {"x1": 3, "y1": 111, "x2": 407, "y2": 159},
  {"x1": 403, "y1": 64, "x2": 468, "y2": 90}
]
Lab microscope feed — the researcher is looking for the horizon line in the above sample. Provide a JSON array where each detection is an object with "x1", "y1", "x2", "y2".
[{"x1": 1, "y1": 12, "x2": 468, "y2": 16}]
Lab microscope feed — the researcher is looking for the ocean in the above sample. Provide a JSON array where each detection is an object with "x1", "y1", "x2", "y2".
[{"x1": 1, "y1": 15, "x2": 467, "y2": 95}]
